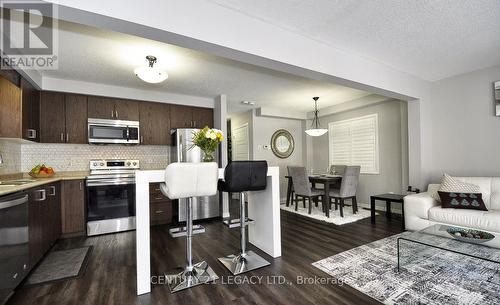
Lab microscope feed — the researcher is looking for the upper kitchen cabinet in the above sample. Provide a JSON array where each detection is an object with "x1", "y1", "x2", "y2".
[
  {"x1": 40, "y1": 91, "x2": 66, "y2": 143},
  {"x1": 115, "y1": 99, "x2": 139, "y2": 121},
  {"x1": 0, "y1": 75, "x2": 41, "y2": 141},
  {"x1": 88, "y1": 96, "x2": 139, "y2": 121},
  {"x1": 170, "y1": 104, "x2": 193, "y2": 128},
  {"x1": 0, "y1": 76, "x2": 22, "y2": 138},
  {"x1": 170, "y1": 105, "x2": 214, "y2": 129},
  {"x1": 87, "y1": 96, "x2": 116, "y2": 120},
  {"x1": 40, "y1": 91, "x2": 88, "y2": 144},
  {"x1": 65, "y1": 94, "x2": 88, "y2": 144},
  {"x1": 21, "y1": 78, "x2": 40, "y2": 142},
  {"x1": 139, "y1": 102, "x2": 171, "y2": 145},
  {"x1": 192, "y1": 107, "x2": 214, "y2": 128}
]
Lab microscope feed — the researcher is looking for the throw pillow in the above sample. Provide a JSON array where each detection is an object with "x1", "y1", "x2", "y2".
[
  {"x1": 438, "y1": 191, "x2": 488, "y2": 211},
  {"x1": 431, "y1": 174, "x2": 481, "y2": 202}
]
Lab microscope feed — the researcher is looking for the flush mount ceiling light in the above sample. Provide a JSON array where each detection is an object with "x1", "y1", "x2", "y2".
[
  {"x1": 134, "y1": 55, "x2": 168, "y2": 84},
  {"x1": 305, "y1": 97, "x2": 328, "y2": 137}
]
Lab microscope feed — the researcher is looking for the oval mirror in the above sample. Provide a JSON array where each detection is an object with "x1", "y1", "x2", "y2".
[{"x1": 271, "y1": 129, "x2": 294, "y2": 158}]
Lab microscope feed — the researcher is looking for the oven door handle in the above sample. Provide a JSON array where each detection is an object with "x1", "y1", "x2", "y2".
[
  {"x1": 86, "y1": 179, "x2": 135, "y2": 187},
  {"x1": 0, "y1": 195, "x2": 28, "y2": 210}
]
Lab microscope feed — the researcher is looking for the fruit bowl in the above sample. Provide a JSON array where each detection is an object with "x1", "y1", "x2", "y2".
[
  {"x1": 29, "y1": 172, "x2": 55, "y2": 178},
  {"x1": 29, "y1": 164, "x2": 55, "y2": 178},
  {"x1": 446, "y1": 227, "x2": 495, "y2": 244}
]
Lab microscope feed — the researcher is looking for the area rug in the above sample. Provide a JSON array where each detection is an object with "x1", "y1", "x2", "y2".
[
  {"x1": 25, "y1": 246, "x2": 92, "y2": 286},
  {"x1": 313, "y1": 233, "x2": 500, "y2": 305},
  {"x1": 280, "y1": 203, "x2": 375, "y2": 225}
]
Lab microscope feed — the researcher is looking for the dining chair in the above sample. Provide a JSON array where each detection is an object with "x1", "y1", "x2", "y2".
[
  {"x1": 329, "y1": 164, "x2": 347, "y2": 175},
  {"x1": 288, "y1": 166, "x2": 323, "y2": 214},
  {"x1": 286, "y1": 166, "x2": 297, "y2": 207},
  {"x1": 329, "y1": 166, "x2": 360, "y2": 217},
  {"x1": 328, "y1": 164, "x2": 346, "y2": 191}
]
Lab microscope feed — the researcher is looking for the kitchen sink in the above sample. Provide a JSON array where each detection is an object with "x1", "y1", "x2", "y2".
[{"x1": 0, "y1": 179, "x2": 36, "y2": 185}]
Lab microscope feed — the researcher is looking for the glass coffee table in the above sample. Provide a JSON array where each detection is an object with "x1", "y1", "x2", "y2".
[{"x1": 397, "y1": 224, "x2": 500, "y2": 271}]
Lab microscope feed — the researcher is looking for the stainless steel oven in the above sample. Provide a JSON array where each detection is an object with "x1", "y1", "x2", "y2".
[
  {"x1": 0, "y1": 192, "x2": 29, "y2": 304},
  {"x1": 88, "y1": 118, "x2": 140, "y2": 144},
  {"x1": 86, "y1": 159, "x2": 139, "y2": 236}
]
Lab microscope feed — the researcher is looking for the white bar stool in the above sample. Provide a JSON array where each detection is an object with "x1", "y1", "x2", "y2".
[{"x1": 160, "y1": 162, "x2": 219, "y2": 293}]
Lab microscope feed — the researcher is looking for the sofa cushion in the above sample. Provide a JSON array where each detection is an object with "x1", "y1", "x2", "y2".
[
  {"x1": 428, "y1": 206, "x2": 500, "y2": 233},
  {"x1": 432, "y1": 174, "x2": 481, "y2": 202},
  {"x1": 438, "y1": 191, "x2": 487, "y2": 211}
]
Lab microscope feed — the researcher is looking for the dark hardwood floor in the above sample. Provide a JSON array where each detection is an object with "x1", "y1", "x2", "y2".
[{"x1": 8, "y1": 208, "x2": 403, "y2": 305}]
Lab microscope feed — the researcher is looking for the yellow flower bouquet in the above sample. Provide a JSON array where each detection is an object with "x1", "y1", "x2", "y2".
[{"x1": 191, "y1": 127, "x2": 224, "y2": 162}]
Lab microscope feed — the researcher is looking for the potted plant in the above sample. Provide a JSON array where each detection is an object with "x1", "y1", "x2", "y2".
[{"x1": 191, "y1": 127, "x2": 224, "y2": 162}]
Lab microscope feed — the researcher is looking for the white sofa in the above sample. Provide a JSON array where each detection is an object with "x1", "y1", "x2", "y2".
[{"x1": 404, "y1": 176, "x2": 500, "y2": 234}]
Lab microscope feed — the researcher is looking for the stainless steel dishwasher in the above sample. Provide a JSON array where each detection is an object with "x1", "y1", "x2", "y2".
[{"x1": 0, "y1": 192, "x2": 29, "y2": 305}]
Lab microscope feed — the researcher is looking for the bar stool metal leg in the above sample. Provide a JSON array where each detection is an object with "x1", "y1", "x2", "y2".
[
  {"x1": 165, "y1": 197, "x2": 218, "y2": 292},
  {"x1": 218, "y1": 192, "x2": 270, "y2": 275}
]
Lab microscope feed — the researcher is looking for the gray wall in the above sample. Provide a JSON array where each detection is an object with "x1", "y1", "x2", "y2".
[
  {"x1": 422, "y1": 64, "x2": 500, "y2": 181},
  {"x1": 311, "y1": 99, "x2": 408, "y2": 207},
  {"x1": 230, "y1": 110, "x2": 306, "y2": 200},
  {"x1": 252, "y1": 114, "x2": 305, "y2": 200}
]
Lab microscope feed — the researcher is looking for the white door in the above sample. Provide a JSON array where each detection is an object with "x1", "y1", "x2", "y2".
[{"x1": 232, "y1": 124, "x2": 249, "y2": 160}]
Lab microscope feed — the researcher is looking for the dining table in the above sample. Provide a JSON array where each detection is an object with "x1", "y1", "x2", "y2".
[{"x1": 285, "y1": 174, "x2": 342, "y2": 217}]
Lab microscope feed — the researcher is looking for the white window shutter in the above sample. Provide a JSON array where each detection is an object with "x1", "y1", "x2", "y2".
[{"x1": 328, "y1": 114, "x2": 379, "y2": 174}]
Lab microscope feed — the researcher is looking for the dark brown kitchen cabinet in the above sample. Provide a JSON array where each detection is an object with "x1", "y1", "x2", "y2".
[
  {"x1": 61, "y1": 179, "x2": 86, "y2": 235},
  {"x1": 192, "y1": 107, "x2": 214, "y2": 128},
  {"x1": 0, "y1": 76, "x2": 22, "y2": 138},
  {"x1": 170, "y1": 105, "x2": 213, "y2": 129},
  {"x1": 149, "y1": 183, "x2": 172, "y2": 225},
  {"x1": 21, "y1": 77, "x2": 40, "y2": 142},
  {"x1": 88, "y1": 96, "x2": 139, "y2": 121},
  {"x1": 115, "y1": 99, "x2": 139, "y2": 120},
  {"x1": 139, "y1": 102, "x2": 171, "y2": 145},
  {"x1": 40, "y1": 92, "x2": 88, "y2": 144},
  {"x1": 28, "y1": 183, "x2": 61, "y2": 268},
  {"x1": 65, "y1": 94, "x2": 88, "y2": 144},
  {"x1": 40, "y1": 91, "x2": 66, "y2": 143},
  {"x1": 170, "y1": 104, "x2": 194, "y2": 128},
  {"x1": 87, "y1": 96, "x2": 116, "y2": 119}
]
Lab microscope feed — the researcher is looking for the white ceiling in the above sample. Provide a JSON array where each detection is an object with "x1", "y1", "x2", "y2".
[
  {"x1": 40, "y1": 20, "x2": 372, "y2": 114},
  {"x1": 209, "y1": 0, "x2": 500, "y2": 81}
]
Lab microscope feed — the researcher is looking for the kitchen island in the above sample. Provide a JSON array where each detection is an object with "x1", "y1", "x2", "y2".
[{"x1": 134, "y1": 166, "x2": 281, "y2": 295}]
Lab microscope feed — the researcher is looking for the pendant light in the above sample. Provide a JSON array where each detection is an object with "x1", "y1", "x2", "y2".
[
  {"x1": 305, "y1": 97, "x2": 328, "y2": 137},
  {"x1": 134, "y1": 55, "x2": 168, "y2": 84}
]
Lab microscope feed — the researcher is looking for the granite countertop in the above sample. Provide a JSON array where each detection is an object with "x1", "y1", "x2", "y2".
[{"x1": 0, "y1": 171, "x2": 89, "y2": 196}]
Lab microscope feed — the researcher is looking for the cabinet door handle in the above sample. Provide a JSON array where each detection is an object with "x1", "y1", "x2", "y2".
[
  {"x1": 66, "y1": 133, "x2": 69, "y2": 143},
  {"x1": 79, "y1": 181, "x2": 83, "y2": 191},
  {"x1": 35, "y1": 189, "x2": 46, "y2": 201},
  {"x1": 12, "y1": 273, "x2": 18, "y2": 279},
  {"x1": 60, "y1": 133, "x2": 64, "y2": 142},
  {"x1": 154, "y1": 197, "x2": 163, "y2": 200},
  {"x1": 115, "y1": 110, "x2": 118, "y2": 118},
  {"x1": 140, "y1": 136, "x2": 144, "y2": 143},
  {"x1": 48, "y1": 186, "x2": 56, "y2": 196},
  {"x1": 111, "y1": 110, "x2": 114, "y2": 118},
  {"x1": 27, "y1": 129, "x2": 37, "y2": 139},
  {"x1": 155, "y1": 210, "x2": 164, "y2": 214}
]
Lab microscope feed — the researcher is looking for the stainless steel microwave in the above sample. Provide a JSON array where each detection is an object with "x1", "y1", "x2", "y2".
[{"x1": 88, "y1": 118, "x2": 140, "y2": 144}]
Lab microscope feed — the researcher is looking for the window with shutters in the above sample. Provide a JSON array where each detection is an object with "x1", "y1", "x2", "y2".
[{"x1": 328, "y1": 114, "x2": 379, "y2": 174}]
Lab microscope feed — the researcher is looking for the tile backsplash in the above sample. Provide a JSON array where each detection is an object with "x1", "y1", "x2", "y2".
[
  {"x1": 0, "y1": 139, "x2": 22, "y2": 175},
  {"x1": 0, "y1": 139, "x2": 170, "y2": 174}
]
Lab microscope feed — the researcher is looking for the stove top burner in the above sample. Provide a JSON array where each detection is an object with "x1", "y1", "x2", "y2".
[{"x1": 88, "y1": 159, "x2": 140, "y2": 179}]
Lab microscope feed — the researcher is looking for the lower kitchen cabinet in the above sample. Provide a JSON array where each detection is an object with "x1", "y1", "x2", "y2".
[
  {"x1": 27, "y1": 182, "x2": 61, "y2": 268},
  {"x1": 61, "y1": 179, "x2": 86, "y2": 236},
  {"x1": 149, "y1": 183, "x2": 172, "y2": 225}
]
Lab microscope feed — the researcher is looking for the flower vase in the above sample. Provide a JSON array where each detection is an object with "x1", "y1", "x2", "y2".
[{"x1": 202, "y1": 150, "x2": 215, "y2": 162}]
